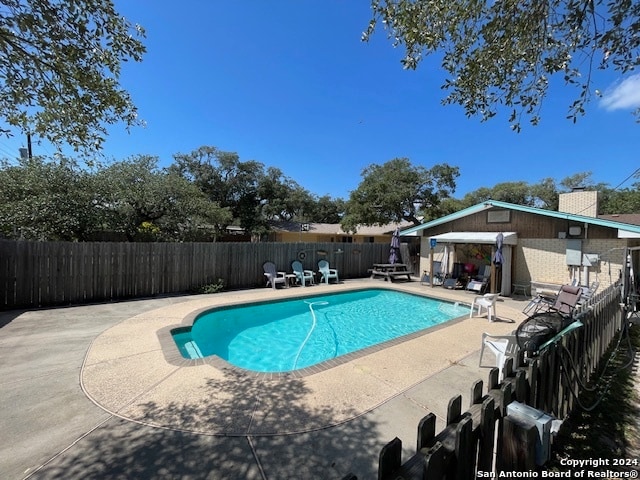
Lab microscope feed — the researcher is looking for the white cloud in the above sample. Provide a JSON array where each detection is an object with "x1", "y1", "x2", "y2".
[{"x1": 600, "y1": 74, "x2": 640, "y2": 111}]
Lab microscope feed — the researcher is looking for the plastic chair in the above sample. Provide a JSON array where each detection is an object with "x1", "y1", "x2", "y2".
[
  {"x1": 263, "y1": 262, "x2": 286, "y2": 289},
  {"x1": 479, "y1": 332, "x2": 519, "y2": 379},
  {"x1": 469, "y1": 293, "x2": 499, "y2": 322},
  {"x1": 292, "y1": 260, "x2": 315, "y2": 287},
  {"x1": 317, "y1": 260, "x2": 339, "y2": 284},
  {"x1": 479, "y1": 314, "x2": 585, "y2": 379}
]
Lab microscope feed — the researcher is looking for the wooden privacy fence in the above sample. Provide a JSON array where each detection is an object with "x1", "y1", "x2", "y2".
[
  {"x1": 0, "y1": 240, "x2": 409, "y2": 309},
  {"x1": 347, "y1": 282, "x2": 625, "y2": 479}
]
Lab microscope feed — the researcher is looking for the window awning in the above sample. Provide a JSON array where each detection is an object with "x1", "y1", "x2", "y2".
[{"x1": 428, "y1": 231, "x2": 518, "y2": 245}]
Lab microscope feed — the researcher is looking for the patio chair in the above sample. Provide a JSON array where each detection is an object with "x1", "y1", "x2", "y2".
[
  {"x1": 479, "y1": 311, "x2": 584, "y2": 379},
  {"x1": 432, "y1": 261, "x2": 444, "y2": 286},
  {"x1": 317, "y1": 259, "x2": 339, "y2": 284},
  {"x1": 292, "y1": 260, "x2": 315, "y2": 287},
  {"x1": 263, "y1": 262, "x2": 287, "y2": 289},
  {"x1": 469, "y1": 293, "x2": 499, "y2": 322},
  {"x1": 479, "y1": 332, "x2": 519, "y2": 379},
  {"x1": 578, "y1": 281, "x2": 600, "y2": 306},
  {"x1": 523, "y1": 284, "x2": 582, "y2": 317},
  {"x1": 466, "y1": 265, "x2": 491, "y2": 293}
]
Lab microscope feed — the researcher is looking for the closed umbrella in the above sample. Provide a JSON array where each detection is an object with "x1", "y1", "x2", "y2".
[
  {"x1": 492, "y1": 233, "x2": 504, "y2": 294},
  {"x1": 493, "y1": 233, "x2": 504, "y2": 266},
  {"x1": 389, "y1": 227, "x2": 402, "y2": 264}
]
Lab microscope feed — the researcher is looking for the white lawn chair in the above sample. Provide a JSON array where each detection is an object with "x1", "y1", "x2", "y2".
[
  {"x1": 469, "y1": 293, "x2": 499, "y2": 322},
  {"x1": 263, "y1": 262, "x2": 286, "y2": 289},
  {"x1": 317, "y1": 260, "x2": 338, "y2": 284}
]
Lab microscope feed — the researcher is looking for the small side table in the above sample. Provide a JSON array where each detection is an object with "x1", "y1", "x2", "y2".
[
  {"x1": 285, "y1": 274, "x2": 297, "y2": 288},
  {"x1": 512, "y1": 283, "x2": 530, "y2": 297}
]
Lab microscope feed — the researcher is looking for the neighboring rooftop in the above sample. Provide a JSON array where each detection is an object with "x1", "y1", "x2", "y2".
[
  {"x1": 598, "y1": 214, "x2": 640, "y2": 226},
  {"x1": 270, "y1": 220, "x2": 413, "y2": 236}
]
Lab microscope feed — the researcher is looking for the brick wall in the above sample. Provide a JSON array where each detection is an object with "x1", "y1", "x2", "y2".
[
  {"x1": 558, "y1": 190, "x2": 599, "y2": 217},
  {"x1": 514, "y1": 238, "x2": 625, "y2": 289}
]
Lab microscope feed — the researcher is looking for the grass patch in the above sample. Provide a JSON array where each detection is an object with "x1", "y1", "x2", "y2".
[{"x1": 546, "y1": 322, "x2": 640, "y2": 472}]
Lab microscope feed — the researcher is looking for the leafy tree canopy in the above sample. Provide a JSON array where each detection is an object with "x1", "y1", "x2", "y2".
[
  {"x1": 454, "y1": 171, "x2": 630, "y2": 214},
  {"x1": 364, "y1": 0, "x2": 640, "y2": 130},
  {"x1": 0, "y1": 156, "x2": 97, "y2": 240},
  {"x1": 96, "y1": 155, "x2": 232, "y2": 241},
  {"x1": 170, "y1": 146, "x2": 346, "y2": 238},
  {"x1": 0, "y1": 0, "x2": 146, "y2": 152},
  {"x1": 341, "y1": 158, "x2": 459, "y2": 231}
]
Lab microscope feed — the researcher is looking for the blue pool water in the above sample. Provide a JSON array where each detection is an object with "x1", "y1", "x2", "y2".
[{"x1": 172, "y1": 289, "x2": 470, "y2": 372}]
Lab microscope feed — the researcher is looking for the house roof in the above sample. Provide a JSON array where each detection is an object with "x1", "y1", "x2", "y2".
[
  {"x1": 270, "y1": 220, "x2": 413, "y2": 236},
  {"x1": 399, "y1": 200, "x2": 640, "y2": 237},
  {"x1": 598, "y1": 214, "x2": 640, "y2": 226}
]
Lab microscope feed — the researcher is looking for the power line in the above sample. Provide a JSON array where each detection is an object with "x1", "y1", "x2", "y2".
[{"x1": 573, "y1": 166, "x2": 640, "y2": 216}]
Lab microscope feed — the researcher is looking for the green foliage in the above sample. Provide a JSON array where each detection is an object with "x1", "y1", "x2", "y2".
[
  {"x1": 171, "y1": 146, "x2": 346, "y2": 238},
  {"x1": 0, "y1": 0, "x2": 146, "y2": 152},
  {"x1": 341, "y1": 158, "x2": 459, "y2": 231},
  {"x1": 459, "y1": 181, "x2": 534, "y2": 208},
  {"x1": 195, "y1": 279, "x2": 225, "y2": 294},
  {"x1": 600, "y1": 186, "x2": 640, "y2": 214},
  {"x1": 365, "y1": 0, "x2": 640, "y2": 129},
  {"x1": 2, "y1": 148, "x2": 634, "y2": 244},
  {"x1": 95, "y1": 155, "x2": 232, "y2": 241},
  {"x1": 307, "y1": 195, "x2": 346, "y2": 224},
  {"x1": 0, "y1": 156, "x2": 100, "y2": 240},
  {"x1": 456, "y1": 172, "x2": 639, "y2": 215}
]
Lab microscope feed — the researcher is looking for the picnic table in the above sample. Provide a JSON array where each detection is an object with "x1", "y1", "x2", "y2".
[{"x1": 369, "y1": 263, "x2": 412, "y2": 282}]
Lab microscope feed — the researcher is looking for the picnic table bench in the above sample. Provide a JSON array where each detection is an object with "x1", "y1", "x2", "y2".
[{"x1": 370, "y1": 263, "x2": 412, "y2": 282}]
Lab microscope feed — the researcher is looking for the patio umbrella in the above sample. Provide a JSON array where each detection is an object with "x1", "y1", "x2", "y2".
[
  {"x1": 493, "y1": 233, "x2": 504, "y2": 266},
  {"x1": 442, "y1": 244, "x2": 450, "y2": 276},
  {"x1": 389, "y1": 227, "x2": 402, "y2": 264}
]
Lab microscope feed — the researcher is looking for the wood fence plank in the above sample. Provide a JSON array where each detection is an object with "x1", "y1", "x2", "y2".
[
  {"x1": 378, "y1": 437, "x2": 402, "y2": 480},
  {"x1": 417, "y1": 413, "x2": 436, "y2": 451}
]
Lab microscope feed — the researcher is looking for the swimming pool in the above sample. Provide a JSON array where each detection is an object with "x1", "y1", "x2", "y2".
[{"x1": 172, "y1": 288, "x2": 470, "y2": 372}]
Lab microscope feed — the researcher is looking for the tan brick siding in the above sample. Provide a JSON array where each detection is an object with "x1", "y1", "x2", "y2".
[
  {"x1": 514, "y1": 238, "x2": 625, "y2": 289},
  {"x1": 558, "y1": 191, "x2": 599, "y2": 217}
]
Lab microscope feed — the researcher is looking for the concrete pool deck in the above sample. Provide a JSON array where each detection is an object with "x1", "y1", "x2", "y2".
[{"x1": 1, "y1": 279, "x2": 531, "y2": 479}]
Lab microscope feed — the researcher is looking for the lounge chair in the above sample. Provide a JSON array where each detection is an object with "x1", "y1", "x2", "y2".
[
  {"x1": 292, "y1": 260, "x2": 315, "y2": 287},
  {"x1": 469, "y1": 293, "x2": 499, "y2": 322},
  {"x1": 578, "y1": 281, "x2": 599, "y2": 306},
  {"x1": 523, "y1": 284, "x2": 582, "y2": 317},
  {"x1": 431, "y1": 261, "x2": 444, "y2": 286},
  {"x1": 466, "y1": 265, "x2": 490, "y2": 293},
  {"x1": 317, "y1": 260, "x2": 339, "y2": 284},
  {"x1": 263, "y1": 262, "x2": 286, "y2": 289}
]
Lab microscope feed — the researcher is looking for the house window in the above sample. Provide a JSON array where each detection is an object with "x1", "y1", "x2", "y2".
[
  {"x1": 365, "y1": 236, "x2": 375, "y2": 243},
  {"x1": 341, "y1": 236, "x2": 353, "y2": 243}
]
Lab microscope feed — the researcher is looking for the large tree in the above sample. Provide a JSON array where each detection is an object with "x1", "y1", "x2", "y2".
[
  {"x1": 0, "y1": 156, "x2": 100, "y2": 240},
  {"x1": 341, "y1": 158, "x2": 459, "y2": 231},
  {"x1": 96, "y1": 155, "x2": 231, "y2": 241},
  {"x1": 0, "y1": 0, "x2": 146, "y2": 152},
  {"x1": 364, "y1": 0, "x2": 640, "y2": 130}
]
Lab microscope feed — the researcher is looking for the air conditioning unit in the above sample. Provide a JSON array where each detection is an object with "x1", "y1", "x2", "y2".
[{"x1": 506, "y1": 401, "x2": 554, "y2": 465}]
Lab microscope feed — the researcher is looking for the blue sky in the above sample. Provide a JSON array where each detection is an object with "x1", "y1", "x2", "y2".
[{"x1": 1, "y1": 0, "x2": 639, "y2": 200}]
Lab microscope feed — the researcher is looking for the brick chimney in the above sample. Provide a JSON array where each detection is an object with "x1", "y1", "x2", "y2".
[{"x1": 558, "y1": 188, "x2": 599, "y2": 217}]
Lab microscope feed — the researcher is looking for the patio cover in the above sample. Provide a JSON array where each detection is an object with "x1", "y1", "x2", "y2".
[{"x1": 428, "y1": 231, "x2": 518, "y2": 245}]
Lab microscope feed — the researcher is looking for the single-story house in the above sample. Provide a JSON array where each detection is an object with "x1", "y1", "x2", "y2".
[
  {"x1": 267, "y1": 221, "x2": 414, "y2": 244},
  {"x1": 400, "y1": 190, "x2": 640, "y2": 296}
]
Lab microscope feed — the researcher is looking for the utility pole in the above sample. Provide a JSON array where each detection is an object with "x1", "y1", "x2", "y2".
[{"x1": 19, "y1": 133, "x2": 33, "y2": 160}]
